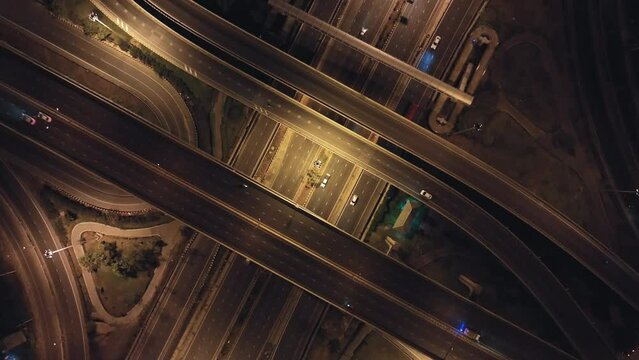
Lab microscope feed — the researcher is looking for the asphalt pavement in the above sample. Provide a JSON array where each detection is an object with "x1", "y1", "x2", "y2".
[
  {"x1": 0, "y1": 161, "x2": 88, "y2": 360},
  {"x1": 0, "y1": 46, "x2": 579, "y2": 359},
  {"x1": 271, "y1": 133, "x2": 318, "y2": 198},
  {"x1": 85, "y1": 2, "x2": 619, "y2": 356},
  {"x1": 232, "y1": 115, "x2": 278, "y2": 176},
  {"x1": 306, "y1": 154, "x2": 353, "y2": 218},
  {"x1": 182, "y1": 256, "x2": 260, "y2": 360},
  {"x1": 0, "y1": 132, "x2": 150, "y2": 212},
  {"x1": 0, "y1": 0, "x2": 196, "y2": 144},
  {"x1": 271, "y1": 293, "x2": 326, "y2": 360},
  {"x1": 136, "y1": 0, "x2": 639, "y2": 315},
  {"x1": 126, "y1": 235, "x2": 225, "y2": 360},
  {"x1": 226, "y1": 276, "x2": 292, "y2": 359},
  {"x1": 336, "y1": 171, "x2": 386, "y2": 236}
]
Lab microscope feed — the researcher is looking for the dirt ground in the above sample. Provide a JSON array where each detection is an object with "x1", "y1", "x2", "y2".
[{"x1": 452, "y1": 0, "x2": 614, "y2": 241}]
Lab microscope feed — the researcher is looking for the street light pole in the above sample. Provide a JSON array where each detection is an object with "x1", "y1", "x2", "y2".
[
  {"x1": 443, "y1": 323, "x2": 465, "y2": 359},
  {"x1": 44, "y1": 245, "x2": 74, "y2": 259},
  {"x1": 603, "y1": 187, "x2": 639, "y2": 197},
  {"x1": 89, "y1": 12, "x2": 112, "y2": 30},
  {"x1": 451, "y1": 122, "x2": 483, "y2": 136},
  {"x1": 0, "y1": 270, "x2": 16, "y2": 277}
]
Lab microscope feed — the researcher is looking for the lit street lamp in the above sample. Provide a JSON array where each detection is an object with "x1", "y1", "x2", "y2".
[
  {"x1": 43, "y1": 245, "x2": 74, "y2": 259},
  {"x1": 452, "y1": 122, "x2": 483, "y2": 136},
  {"x1": 443, "y1": 322, "x2": 466, "y2": 359},
  {"x1": 89, "y1": 12, "x2": 112, "y2": 30},
  {"x1": 604, "y1": 187, "x2": 639, "y2": 197},
  {"x1": 0, "y1": 270, "x2": 16, "y2": 277}
]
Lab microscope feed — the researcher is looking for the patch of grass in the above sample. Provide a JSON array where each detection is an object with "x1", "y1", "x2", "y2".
[
  {"x1": 39, "y1": 186, "x2": 171, "y2": 244},
  {"x1": 48, "y1": 0, "x2": 216, "y2": 150},
  {"x1": 95, "y1": 266, "x2": 149, "y2": 317},
  {"x1": 84, "y1": 235, "x2": 162, "y2": 317}
]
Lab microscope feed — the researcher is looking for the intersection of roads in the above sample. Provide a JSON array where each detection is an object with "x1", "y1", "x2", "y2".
[{"x1": 0, "y1": 0, "x2": 635, "y2": 359}]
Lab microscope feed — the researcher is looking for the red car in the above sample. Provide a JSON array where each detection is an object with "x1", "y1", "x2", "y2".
[{"x1": 22, "y1": 113, "x2": 36, "y2": 125}]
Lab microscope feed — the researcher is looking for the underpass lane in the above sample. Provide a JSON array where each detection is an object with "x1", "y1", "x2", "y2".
[
  {"x1": 0, "y1": 131, "x2": 150, "y2": 212},
  {"x1": 126, "y1": 235, "x2": 221, "y2": 360},
  {"x1": 138, "y1": 0, "x2": 639, "y2": 312},
  {"x1": 83, "y1": 1, "x2": 613, "y2": 357},
  {"x1": 182, "y1": 256, "x2": 259, "y2": 360},
  {"x1": 271, "y1": 293, "x2": 325, "y2": 360},
  {"x1": 337, "y1": 171, "x2": 384, "y2": 236},
  {"x1": 227, "y1": 276, "x2": 292, "y2": 360},
  {"x1": 0, "y1": 98, "x2": 502, "y2": 360},
  {"x1": 0, "y1": 49, "x2": 582, "y2": 359}
]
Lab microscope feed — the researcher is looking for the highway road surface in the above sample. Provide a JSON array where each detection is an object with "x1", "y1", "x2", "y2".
[
  {"x1": 231, "y1": 115, "x2": 278, "y2": 175},
  {"x1": 84, "y1": 1, "x2": 614, "y2": 356},
  {"x1": 225, "y1": 276, "x2": 292, "y2": 359},
  {"x1": 403, "y1": 0, "x2": 487, "y2": 108},
  {"x1": 0, "y1": 161, "x2": 88, "y2": 360},
  {"x1": 126, "y1": 235, "x2": 225, "y2": 360},
  {"x1": 0, "y1": 129, "x2": 150, "y2": 212},
  {"x1": 0, "y1": 0, "x2": 196, "y2": 144},
  {"x1": 136, "y1": 0, "x2": 639, "y2": 312},
  {"x1": 271, "y1": 293, "x2": 326, "y2": 360},
  {"x1": 0, "y1": 184, "x2": 65, "y2": 360},
  {"x1": 0, "y1": 51, "x2": 577, "y2": 359}
]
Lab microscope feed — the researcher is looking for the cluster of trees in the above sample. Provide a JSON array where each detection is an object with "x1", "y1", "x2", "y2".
[
  {"x1": 306, "y1": 169, "x2": 322, "y2": 188},
  {"x1": 128, "y1": 45, "x2": 195, "y2": 104},
  {"x1": 80, "y1": 240, "x2": 166, "y2": 278}
]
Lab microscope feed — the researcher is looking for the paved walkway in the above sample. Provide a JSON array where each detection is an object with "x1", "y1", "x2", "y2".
[{"x1": 70, "y1": 221, "x2": 182, "y2": 325}]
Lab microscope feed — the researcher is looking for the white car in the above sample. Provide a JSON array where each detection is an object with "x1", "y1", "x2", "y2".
[
  {"x1": 463, "y1": 328, "x2": 481, "y2": 342},
  {"x1": 430, "y1": 35, "x2": 442, "y2": 50},
  {"x1": 22, "y1": 113, "x2": 36, "y2": 125},
  {"x1": 320, "y1": 173, "x2": 331, "y2": 188},
  {"x1": 349, "y1": 194, "x2": 359, "y2": 206},
  {"x1": 359, "y1": 27, "x2": 368, "y2": 36},
  {"x1": 37, "y1": 111, "x2": 52, "y2": 123},
  {"x1": 419, "y1": 190, "x2": 433, "y2": 200}
]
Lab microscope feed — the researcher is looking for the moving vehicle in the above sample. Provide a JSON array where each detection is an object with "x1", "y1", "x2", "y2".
[
  {"x1": 404, "y1": 102, "x2": 421, "y2": 121},
  {"x1": 430, "y1": 35, "x2": 442, "y2": 50},
  {"x1": 349, "y1": 194, "x2": 359, "y2": 206},
  {"x1": 37, "y1": 111, "x2": 52, "y2": 123},
  {"x1": 320, "y1": 173, "x2": 331, "y2": 188},
  {"x1": 417, "y1": 51, "x2": 435, "y2": 73},
  {"x1": 463, "y1": 328, "x2": 481, "y2": 341},
  {"x1": 419, "y1": 190, "x2": 433, "y2": 200},
  {"x1": 359, "y1": 27, "x2": 368, "y2": 36},
  {"x1": 21, "y1": 113, "x2": 36, "y2": 125}
]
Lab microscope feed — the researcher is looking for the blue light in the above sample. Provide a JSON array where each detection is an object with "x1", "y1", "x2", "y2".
[
  {"x1": 458, "y1": 322, "x2": 465, "y2": 332},
  {"x1": 418, "y1": 51, "x2": 435, "y2": 73},
  {"x1": 3, "y1": 352, "x2": 19, "y2": 360}
]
